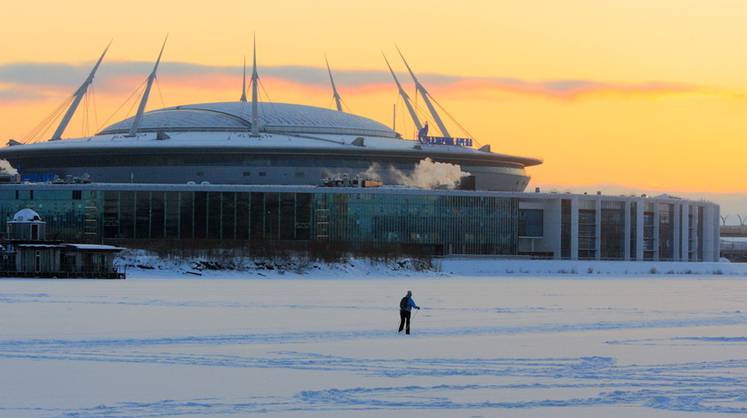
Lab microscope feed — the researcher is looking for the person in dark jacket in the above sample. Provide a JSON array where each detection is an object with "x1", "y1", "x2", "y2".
[{"x1": 398, "y1": 290, "x2": 420, "y2": 335}]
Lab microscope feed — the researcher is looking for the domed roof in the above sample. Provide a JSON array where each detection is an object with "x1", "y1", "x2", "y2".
[
  {"x1": 100, "y1": 102, "x2": 397, "y2": 138},
  {"x1": 12, "y1": 208, "x2": 42, "y2": 222}
]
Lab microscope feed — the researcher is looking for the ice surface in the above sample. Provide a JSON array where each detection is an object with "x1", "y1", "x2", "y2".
[{"x1": 1, "y1": 274, "x2": 747, "y2": 417}]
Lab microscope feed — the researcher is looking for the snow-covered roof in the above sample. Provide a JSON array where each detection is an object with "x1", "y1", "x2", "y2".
[
  {"x1": 62, "y1": 244, "x2": 124, "y2": 251},
  {"x1": 11, "y1": 208, "x2": 42, "y2": 223},
  {"x1": 100, "y1": 102, "x2": 397, "y2": 138}
]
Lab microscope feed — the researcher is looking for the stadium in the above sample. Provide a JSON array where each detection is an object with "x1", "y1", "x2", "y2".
[
  {"x1": 0, "y1": 41, "x2": 540, "y2": 192},
  {"x1": 0, "y1": 40, "x2": 721, "y2": 262}
]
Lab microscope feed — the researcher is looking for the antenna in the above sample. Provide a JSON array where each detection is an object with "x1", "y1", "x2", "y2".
[
  {"x1": 250, "y1": 34, "x2": 260, "y2": 136},
  {"x1": 392, "y1": 103, "x2": 396, "y2": 131},
  {"x1": 50, "y1": 41, "x2": 111, "y2": 141},
  {"x1": 325, "y1": 55, "x2": 343, "y2": 112},
  {"x1": 396, "y1": 46, "x2": 450, "y2": 138},
  {"x1": 382, "y1": 52, "x2": 422, "y2": 132},
  {"x1": 240, "y1": 55, "x2": 247, "y2": 102},
  {"x1": 128, "y1": 35, "x2": 168, "y2": 137}
]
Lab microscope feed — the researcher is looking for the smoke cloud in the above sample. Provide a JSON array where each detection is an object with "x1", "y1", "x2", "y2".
[
  {"x1": 362, "y1": 158, "x2": 470, "y2": 189},
  {"x1": 0, "y1": 159, "x2": 18, "y2": 175}
]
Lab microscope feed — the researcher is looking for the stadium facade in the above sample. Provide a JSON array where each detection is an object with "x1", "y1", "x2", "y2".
[{"x1": 0, "y1": 102, "x2": 540, "y2": 192}]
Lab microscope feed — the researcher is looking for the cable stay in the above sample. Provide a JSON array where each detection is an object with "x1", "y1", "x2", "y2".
[
  {"x1": 382, "y1": 46, "x2": 475, "y2": 148},
  {"x1": 23, "y1": 99, "x2": 71, "y2": 143},
  {"x1": 127, "y1": 35, "x2": 168, "y2": 137},
  {"x1": 96, "y1": 79, "x2": 147, "y2": 134}
]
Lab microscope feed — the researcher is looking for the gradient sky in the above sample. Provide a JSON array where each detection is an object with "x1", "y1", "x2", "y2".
[{"x1": 1, "y1": 1, "x2": 746, "y2": 212}]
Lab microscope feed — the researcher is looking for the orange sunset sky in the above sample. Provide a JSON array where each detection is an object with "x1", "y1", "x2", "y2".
[{"x1": 1, "y1": 1, "x2": 746, "y2": 210}]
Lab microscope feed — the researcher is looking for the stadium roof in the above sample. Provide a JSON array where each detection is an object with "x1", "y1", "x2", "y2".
[{"x1": 100, "y1": 102, "x2": 398, "y2": 138}]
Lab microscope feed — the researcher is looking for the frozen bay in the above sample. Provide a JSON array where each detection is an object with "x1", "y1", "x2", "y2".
[{"x1": 1, "y1": 274, "x2": 747, "y2": 417}]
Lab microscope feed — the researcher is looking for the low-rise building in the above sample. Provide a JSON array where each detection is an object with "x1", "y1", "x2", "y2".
[{"x1": 0, "y1": 183, "x2": 720, "y2": 262}]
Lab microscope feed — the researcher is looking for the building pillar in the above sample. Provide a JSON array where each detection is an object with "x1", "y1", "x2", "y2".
[
  {"x1": 673, "y1": 203, "x2": 681, "y2": 261},
  {"x1": 702, "y1": 203, "x2": 718, "y2": 262},
  {"x1": 624, "y1": 201, "x2": 631, "y2": 260},
  {"x1": 636, "y1": 199, "x2": 645, "y2": 261},
  {"x1": 680, "y1": 202, "x2": 689, "y2": 261},
  {"x1": 546, "y1": 199, "x2": 562, "y2": 259},
  {"x1": 653, "y1": 203, "x2": 660, "y2": 261},
  {"x1": 595, "y1": 199, "x2": 602, "y2": 260},
  {"x1": 570, "y1": 198, "x2": 579, "y2": 260}
]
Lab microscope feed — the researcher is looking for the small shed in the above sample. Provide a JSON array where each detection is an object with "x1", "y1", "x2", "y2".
[
  {"x1": 15, "y1": 244, "x2": 62, "y2": 273},
  {"x1": 6, "y1": 209, "x2": 46, "y2": 240},
  {"x1": 60, "y1": 244, "x2": 123, "y2": 274}
]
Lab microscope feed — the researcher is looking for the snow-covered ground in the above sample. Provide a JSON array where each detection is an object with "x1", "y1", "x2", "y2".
[
  {"x1": 2, "y1": 273, "x2": 747, "y2": 417},
  {"x1": 117, "y1": 249, "x2": 747, "y2": 279}
]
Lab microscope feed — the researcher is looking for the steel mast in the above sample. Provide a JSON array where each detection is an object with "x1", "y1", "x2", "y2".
[
  {"x1": 383, "y1": 53, "x2": 422, "y2": 132},
  {"x1": 50, "y1": 42, "x2": 111, "y2": 141},
  {"x1": 240, "y1": 56, "x2": 247, "y2": 102},
  {"x1": 128, "y1": 36, "x2": 168, "y2": 137},
  {"x1": 325, "y1": 55, "x2": 343, "y2": 112},
  {"x1": 396, "y1": 47, "x2": 450, "y2": 138},
  {"x1": 250, "y1": 35, "x2": 259, "y2": 136}
]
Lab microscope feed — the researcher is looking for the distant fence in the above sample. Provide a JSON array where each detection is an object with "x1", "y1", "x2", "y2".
[
  {"x1": 721, "y1": 225, "x2": 747, "y2": 237},
  {"x1": 721, "y1": 240, "x2": 747, "y2": 262},
  {"x1": 0, "y1": 271, "x2": 125, "y2": 279}
]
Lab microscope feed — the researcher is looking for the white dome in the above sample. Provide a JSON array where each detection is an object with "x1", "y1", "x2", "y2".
[
  {"x1": 100, "y1": 102, "x2": 397, "y2": 138},
  {"x1": 12, "y1": 208, "x2": 42, "y2": 222}
]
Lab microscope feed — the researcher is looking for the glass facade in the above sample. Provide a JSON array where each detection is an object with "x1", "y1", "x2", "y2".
[
  {"x1": 578, "y1": 202, "x2": 596, "y2": 260},
  {"x1": 1, "y1": 187, "x2": 518, "y2": 256},
  {"x1": 519, "y1": 209, "x2": 544, "y2": 238},
  {"x1": 561, "y1": 199, "x2": 571, "y2": 259},
  {"x1": 643, "y1": 204, "x2": 655, "y2": 260},
  {"x1": 658, "y1": 203, "x2": 674, "y2": 261},
  {"x1": 600, "y1": 201, "x2": 625, "y2": 260}
]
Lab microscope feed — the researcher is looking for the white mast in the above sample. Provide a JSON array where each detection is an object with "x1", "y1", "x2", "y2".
[
  {"x1": 128, "y1": 36, "x2": 168, "y2": 137},
  {"x1": 240, "y1": 55, "x2": 247, "y2": 102},
  {"x1": 250, "y1": 35, "x2": 259, "y2": 136},
  {"x1": 396, "y1": 47, "x2": 450, "y2": 138},
  {"x1": 382, "y1": 53, "x2": 422, "y2": 132},
  {"x1": 325, "y1": 55, "x2": 343, "y2": 112},
  {"x1": 50, "y1": 42, "x2": 111, "y2": 141}
]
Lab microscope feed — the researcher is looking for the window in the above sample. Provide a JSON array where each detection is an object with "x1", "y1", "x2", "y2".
[
  {"x1": 242, "y1": 171, "x2": 251, "y2": 177},
  {"x1": 518, "y1": 209, "x2": 543, "y2": 237},
  {"x1": 259, "y1": 172, "x2": 267, "y2": 177},
  {"x1": 72, "y1": 190, "x2": 82, "y2": 200}
]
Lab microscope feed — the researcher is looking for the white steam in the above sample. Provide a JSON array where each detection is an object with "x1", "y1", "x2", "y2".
[
  {"x1": 361, "y1": 158, "x2": 470, "y2": 189},
  {"x1": 361, "y1": 162, "x2": 384, "y2": 181},
  {"x1": 0, "y1": 159, "x2": 17, "y2": 175}
]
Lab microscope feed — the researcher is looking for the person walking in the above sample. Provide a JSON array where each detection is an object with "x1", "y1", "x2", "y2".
[{"x1": 398, "y1": 290, "x2": 420, "y2": 335}]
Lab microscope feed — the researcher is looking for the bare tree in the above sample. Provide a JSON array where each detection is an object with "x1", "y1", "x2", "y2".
[{"x1": 721, "y1": 215, "x2": 729, "y2": 226}]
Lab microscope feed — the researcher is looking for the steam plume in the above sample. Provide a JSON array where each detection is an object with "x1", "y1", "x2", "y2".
[
  {"x1": 0, "y1": 159, "x2": 17, "y2": 175},
  {"x1": 362, "y1": 158, "x2": 470, "y2": 189}
]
